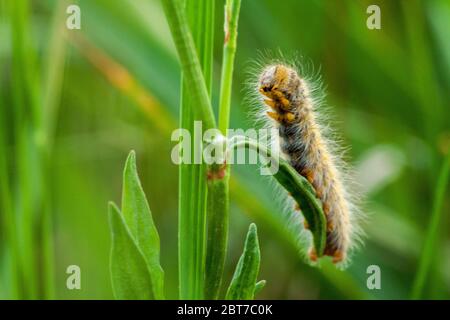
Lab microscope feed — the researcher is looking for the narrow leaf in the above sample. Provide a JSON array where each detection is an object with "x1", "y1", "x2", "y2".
[
  {"x1": 226, "y1": 223, "x2": 261, "y2": 300},
  {"x1": 121, "y1": 150, "x2": 164, "y2": 299},
  {"x1": 109, "y1": 202, "x2": 153, "y2": 300},
  {"x1": 254, "y1": 280, "x2": 266, "y2": 297},
  {"x1": 274, "y1": 158, "x2": 327, "y2": 256},
  {"x1": 230, "y1": 136, "x2": 327, "y2": 256}
]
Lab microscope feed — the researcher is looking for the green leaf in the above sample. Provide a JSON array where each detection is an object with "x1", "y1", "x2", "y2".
[
  {"x1": 274, "y1": 157, "x2": 327, "y2": 256},
  {"x1": 226, "y1": 223, "x2": 261, "y2": 300},
  {"x1": 109, "y1": 202, "x2": 153, "y2": 300},
  {"x1": 254, "y1": 280, "x2": 266, "y2": 297},
  {"x1": 121, "y1": 150, "x2": 164, "y2": 299},
  {"x1": 229, "y1": 136, "x2": 327, "y2": 256}
]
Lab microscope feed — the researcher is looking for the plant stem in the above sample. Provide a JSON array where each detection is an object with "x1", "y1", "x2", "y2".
[
  {"x1": 9, "y1": 0, "x2": 39, "y2": 299},
  {"x1": 162, "y1": 0, "x2": 216, "y2": 130},
  {"x1": 38, "y1": 0, "x2": 68, "y2": 299},
  {"x1": 162, "y1": 0, "x2": 216, "y2": 299},
  {"x1": 411, "y1": 151, "x2": 450, "y2": 299},
  {"x1": 205, "y1": 0, "x2": 241, "y2": 300},
  {"x1": 218, "y1": 0, "x2": 241, "y2": 134},
  {"x1": 7, "y1": 0, "x2": 64, "y2": 299},
  {"x1": 0, "y1": 77, "x2": 20, "y2": 300},
  {"x1": 205, "y1": 168, "x2": 230, "y2": 299}
]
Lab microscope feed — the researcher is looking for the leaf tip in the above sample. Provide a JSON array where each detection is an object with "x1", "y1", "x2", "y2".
[
  {"x1": 108, "y1": 201, "x2": 120, "y2": 215},
  {"x1": 254, "y1": 279, "x2": 266, "y2": 296},
  {"x1": 248, "y1": 223, "x2": 258, "y2": 242},
  {"x1": 125, "y1": 150, "x2": 137, "y2": 171}
]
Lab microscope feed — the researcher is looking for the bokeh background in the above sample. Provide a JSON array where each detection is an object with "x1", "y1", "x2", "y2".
[{"x1": 0, "y1": 0, "x2": 449, "y2": 299}]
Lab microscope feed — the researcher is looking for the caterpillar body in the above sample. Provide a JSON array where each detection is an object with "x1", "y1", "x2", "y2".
[{"x1": 258, "y1": 63, "x2": 357, "y2": 264}]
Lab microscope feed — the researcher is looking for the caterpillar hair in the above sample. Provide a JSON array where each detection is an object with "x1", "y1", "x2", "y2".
[{"x1": 256, "y1": 62, "x2": 360, "y2": 264}]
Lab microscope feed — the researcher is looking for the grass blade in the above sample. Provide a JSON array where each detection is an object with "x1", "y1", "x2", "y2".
[
  {"x1": 8, "y1": 0, "x2": 40, "y2": 299},
  {"x1": 411, "y1": 151, "x2": 450, "y2": 299},
  {"x1": 109, "y1": 202, "x2": 153, "y2": 300},
  {"x1": 121, "y1": 150, "x2": 164, "y2": 299},
  {"x1": 226, "y1": 223, "x2": 261, "y2": 300},
  {"x1": 0, "y1": 74, "x2": 20, "y2": 300},
  {"x1": 39, "y1": 0, "x2": 69, "y2": 299}
]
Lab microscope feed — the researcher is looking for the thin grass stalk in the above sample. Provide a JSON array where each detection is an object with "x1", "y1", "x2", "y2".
[
  {"x1": 218, "y1": 0, "x2": 241, "y2": 134},
  {"x1": 9, "y1": 0, "x2": 39, "y2": 299},
  {"x1": 8, "y1": 0, "x2": 63, "y2": 299},
  {"x1": 0, "y1": 84, "x2": 20, "y2": 299},
  {"x1": 205, "y1": 0, "x2": 241, "y2": 299},
  {"x1": 37, "y1": 0, "x2": 69, "y2": 299},
  {"x1": 411, "y1": 151, "x2": 450, "y2": 299}
]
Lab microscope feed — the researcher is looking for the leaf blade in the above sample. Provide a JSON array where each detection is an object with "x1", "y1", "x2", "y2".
[
  {"x1": 121, "y1": 150, "x2": 164, "y2": 299},
  {"x1": 109, "y1": 202, "x2": 153, "y2": 300},
  {"x1": 275, "y1": 161, "x2": 327, "y2": 256},
  {"x1": 254, "y1": 280, "x2": 266, "y2": 297},
  {"x1": 230, "y1": 137, "x2": 327, "y2": 256},
  {"x1": 226, "y1": 223, "x2": 261, "y2": 300}
]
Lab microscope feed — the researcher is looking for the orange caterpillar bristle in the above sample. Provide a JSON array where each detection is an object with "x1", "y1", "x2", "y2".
[{"x1": 258, "y1": 63, "x2": 357, "y2": 264}]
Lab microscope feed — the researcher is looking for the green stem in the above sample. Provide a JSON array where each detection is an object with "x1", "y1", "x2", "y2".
[
  {"x1": 162, "y1": 0, "x2": 216, "y2": 299},
  {"x1": 162, "y1": 0, "x2": 216, "y2": 130},
  {"x1": 0, "y1": 82, "x2": 20, "y2": 300},
  {"x1": 218, "y1": 0, "x2": 241, "y2": 134},
  {"x1": 7, "y1": 0, "x2": 64, "y2": 299},
  {"x1": 9, "y1": 0, "x2": 38, "y2": 299},
  {"x1": 205, "y1": 0, "x2": 241, "y2": 299},
  {"x1": 205, "y1": 168, "x2": 230, "y2": 299},
  {"x1": 38, "y1": 0, "x2": 68, "y2": 299},
  {"x1": 411, "y1": 151, "x2": 450, "y2": 299}
]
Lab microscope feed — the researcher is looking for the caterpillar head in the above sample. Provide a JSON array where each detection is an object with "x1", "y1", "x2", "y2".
[
  {"x1": 258, "y1": 64, "x2": 299, "y2": 99},
  {"x1": 258, "y1": 64, "x2": 303, "y2": 118}
]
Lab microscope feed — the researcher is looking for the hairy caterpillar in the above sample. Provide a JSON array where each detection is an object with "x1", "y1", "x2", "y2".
[{"x1": 257, "y1": 63, "x2": 358, "y2": 264}]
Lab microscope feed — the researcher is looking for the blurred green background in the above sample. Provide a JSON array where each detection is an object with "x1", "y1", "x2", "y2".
[{"x1": 0, "y1": 0, "x2": 449, "y2": 299}]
